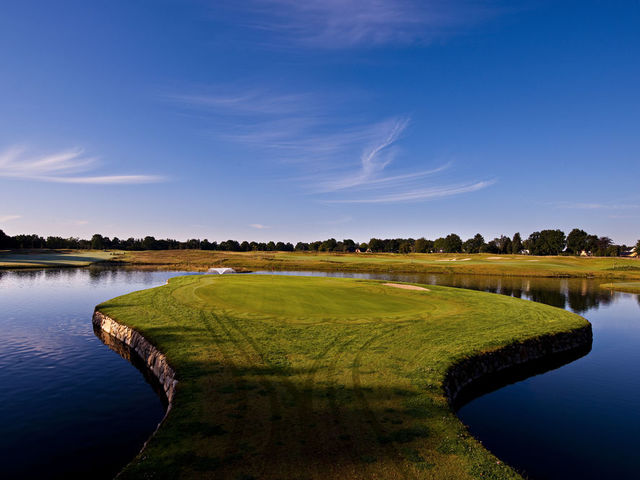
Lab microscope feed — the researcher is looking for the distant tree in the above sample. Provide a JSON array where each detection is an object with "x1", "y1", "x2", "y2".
[
  {"x1": 309, "y1": 241, "x2": 322, "y2": 251},
  {"x1": 368, "y1": 238, "x2": 384, "y2": 252},
  {"x1": 444, "y1": 233, "x2": 463, "y2": 253},
  {"x1": 463, "y1": 233, "x2": 485, "y2": 253},
  {"x1": 605, "y1": 244, "x2": 621, "y2": 257},
  {"x1": 46, "y1": 236, "x2": 67, "y2": 249},
  {"x1": 295, "y1": 242, "x2": 309, "y2": 251},
  {"x1": 142, "y1": 236, "x2": 158, "y2": 250},
  {"x1": 266, "y1": 241, "x2": 276, "y2": 251},
  {"x1": 585, "y1": 235, "x2": 599, "y2": 255},
  {"x1": 342, "y1": 239, "x2": 357, "y2": 252},
  {"x1": 320, "y1": 238, "x2": 337, "y2": 252},
  {"x1": 510, "y1": 232, "x2": 523, "y2": 254},
  {"x1": 0, "y1": 229, "x2": 10, "y2": 249},
  {"x1": 398, "y1": 240, "x2": 413, "y2": 253},
  {"x1": 275, "y1": 241, "x2": 287, "y2": 251},
  {"x1": 414, "y1": 237, "x2": 428, "y2": 253},
  {"x1": 482, "y1": 240, "x2": 499, "y2": 254},
  {"x1": 495, "y1": 235, "x2": 512, "y2": 254},
  {"x1": 566, "y1": 229, "x2": 588, "y2": 255},
  {"x1": 435, "y1": 234, "x2": 462, "y2": 253},
  {"x1": 526, "y1": 230, "x2": 565, "y2": 255},
  {"x1": 359, "y1": 242, "x2": 369, "y2": 251},
  {"x1": 594, "y1": 236, "x2": 613, "y2": 256},
  {"x1": 91, "y1": 234, "x2": 105, "y2": 250}
]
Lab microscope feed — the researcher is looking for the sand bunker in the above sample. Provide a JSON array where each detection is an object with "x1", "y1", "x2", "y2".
[
  {"x1": 383, "y1": 283, "x2": 430, "y2": 291},
  {"x1": 435, "y1": 258, "x2": 471, "y2": 262},
  {"x1": 487, "y1": 256, "x2": 504, "y2": 260}
]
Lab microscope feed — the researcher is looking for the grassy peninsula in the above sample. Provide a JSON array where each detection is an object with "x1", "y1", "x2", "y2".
[
  {"x1": 600, "y1": 282, "x2": 640, "y2": 294},
  {"x1": 96, "y1": 274, "x2": 588, "y2": 479}
]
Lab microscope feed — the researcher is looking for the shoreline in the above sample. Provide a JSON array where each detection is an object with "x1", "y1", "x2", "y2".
[{"x1": 92, "y1": 311, "x2": 177, "y2": 459}]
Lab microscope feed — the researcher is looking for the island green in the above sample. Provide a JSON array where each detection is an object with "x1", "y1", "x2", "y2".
[{"x1": 96, "y1": 274, "x2": 588, "y2": 479}]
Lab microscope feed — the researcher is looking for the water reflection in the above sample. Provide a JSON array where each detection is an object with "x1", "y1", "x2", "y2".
[{"x1": 0, "y1": 268, "x2": 195, "y2": 479}]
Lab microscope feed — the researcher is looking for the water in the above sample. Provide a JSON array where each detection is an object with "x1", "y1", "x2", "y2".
[
  {"x1": 1, "y1": 268, "x2": 639, "y2": 479},
  {"x1": 257, "y1": 271, "x2": 640, "y2": 479},
  {"x1": 0, "y1": 268, "x2": 199, "y2": 479}
]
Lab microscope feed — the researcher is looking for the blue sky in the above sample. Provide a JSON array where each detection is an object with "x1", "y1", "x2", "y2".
[{"x1": 1, "y1": 1, "x2": 638, "y2": 244}]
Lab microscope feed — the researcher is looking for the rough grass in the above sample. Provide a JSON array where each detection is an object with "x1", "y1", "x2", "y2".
[
  {"x1": 600, "y1": 282, "x2": 640, "y2": 294},
  {"x1": 0, "y1": 249, "x2": 113, "y2": 268},
  {"x1": 118, "y1": 250, "x2": 640, "y2": 279},
  {"x1": 96, "y1": 274, "x2": 588, "y2": 480}
]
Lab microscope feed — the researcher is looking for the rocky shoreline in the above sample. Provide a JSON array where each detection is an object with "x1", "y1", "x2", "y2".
[
  {"x1": 444, "y1": 324, "x2": 593, "y2": 405},
  {"x1": 92, "y1": 310, "x2": 177, "y2": 406}
]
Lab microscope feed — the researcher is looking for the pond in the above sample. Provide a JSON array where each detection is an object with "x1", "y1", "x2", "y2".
[{"x1": 1, "y1": 268, "x2": 638, "y2": 478}]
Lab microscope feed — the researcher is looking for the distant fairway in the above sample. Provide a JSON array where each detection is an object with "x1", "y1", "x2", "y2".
[
  {"x1": 97, "y1": 274, "x2": 588, "y2": 479},
  {"x1": 122, "y1": 249, "x2": 640, "y2": 280},
  {"x1": 0, "y1": 250, "x2": 113, "y2": 268}
]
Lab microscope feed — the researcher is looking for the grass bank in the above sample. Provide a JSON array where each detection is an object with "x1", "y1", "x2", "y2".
[
  {"x1": 96, "y1": 274, "x2": 589, "y2": 479},
  {"x1": 600, "y1": 282, "x2": 640, "y2": 294},
  {"x1": 0, "y1": 249, "x2": 113, "y2": 268},
  {"x1": 118, "y1": 250, "x2": 640, "y2": 280}
]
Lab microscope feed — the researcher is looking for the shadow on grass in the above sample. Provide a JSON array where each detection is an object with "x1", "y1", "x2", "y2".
[{"x1": 94, "y1": 321, "x2": 593, "y2": 480}]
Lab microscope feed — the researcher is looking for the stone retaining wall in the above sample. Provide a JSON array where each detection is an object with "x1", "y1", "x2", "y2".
[
  {"x1": 444, "y1": 324, "x2": 593, "y2": 404},
  {"x1": 92, "y1": 310, "x2": 178, "y2": 406}
]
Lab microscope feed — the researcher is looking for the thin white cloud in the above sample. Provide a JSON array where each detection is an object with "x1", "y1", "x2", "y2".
[
  {"x1": 233, "y1": 0, "x2": 503, "y2": 48},
  {"x1": 326, "y1": 180, "x2": 495, "y2": 204},
  {"x1": 173, "y1": 88, "x2": 494, "y2": 204},
  {"x1": 0, "y1": 214, "x2": 21, "y2": 222},
  {"x1": 249, "y1": 223, "x2": 270, "y2": 229},
  {"x1": 0, "y1": 146, "x2": 165, "y2": 185}
]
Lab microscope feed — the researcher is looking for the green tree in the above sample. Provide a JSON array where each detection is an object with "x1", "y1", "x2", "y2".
[
  {"x1": 435, "y1": 234, "x2": 462, "y2": 253},
  {"x1": 635, "y1": 239, "x2": 640, "y2": 256},
  {"x1": 510, "y1": 232, "x2": 523, "y2": 254},
  {"x1": 463, "y1": 233, "x2": 485, "y2": 253},
  {"x1": 414, "y1": 237, "x2": 428, "y2": 253},
  {"x1": 566, "y1": 229, "x2": 588, "y2": 254},
  {"x1": 368, "y1": 238, "x2": 384, "y2": 252},
  {"x1": 91, "y1": 234, "x2": 105, "y2": 250},
  {"x1": 526, "y1": 230, "x2": 566, "y2": 255}
]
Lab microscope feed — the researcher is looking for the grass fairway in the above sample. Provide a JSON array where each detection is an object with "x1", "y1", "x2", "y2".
[
  {"x1": 121, "y1": 250, "x2": 640, "y2": 280},
  {"x1": 0, "y1": 249, "x2": 113, "y2": 268},
  {"x1": 97, "y1": 275, "x2": 588, "y2": 480},
  {"x1": 600, "y1": 282, "x2": 640, "y2": 294}
]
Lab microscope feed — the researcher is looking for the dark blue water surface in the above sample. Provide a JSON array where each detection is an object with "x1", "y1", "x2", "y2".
[
  {"x1": 1, "y1": 268, "x2": 639, "y2": 479},
  {"x1": 0, "y1": 268, "x2": 198, "y2": 479}
]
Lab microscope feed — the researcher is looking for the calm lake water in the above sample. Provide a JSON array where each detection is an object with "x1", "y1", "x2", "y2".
[
  {"x1": 0, "y1": 269, "x2": 198, "y2": 479},
  {"x1": 1, "y1": 268, "x2": 639, "y2": 479}
]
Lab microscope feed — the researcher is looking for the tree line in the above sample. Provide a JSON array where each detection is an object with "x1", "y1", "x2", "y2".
[{"x1": 0, "y1": 228, "x2": 638, "y2": 257}]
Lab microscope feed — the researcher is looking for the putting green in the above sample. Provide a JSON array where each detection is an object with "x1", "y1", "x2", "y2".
[{"x1": 96, "y1": 274, "x2": 588, "y2": 480}]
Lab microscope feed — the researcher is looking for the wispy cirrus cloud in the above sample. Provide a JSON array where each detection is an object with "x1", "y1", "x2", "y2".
[
  {"x1": 0, "y1": 214, "x2": 21, "y2": 222},
  {"x1": 228, "y1": 0, "x2": 504, "y2": 48},
  {"x1": 0, "y1": 146, "x2": 165, "y2": 185},
  {"x1": 249, "y1": 223, "x2": 270, "y2": 229},
  {"x1": 171, "y1": 88, "x2": 494, "y2": 204}
]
